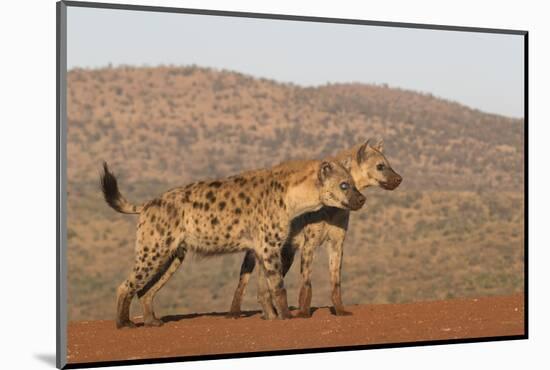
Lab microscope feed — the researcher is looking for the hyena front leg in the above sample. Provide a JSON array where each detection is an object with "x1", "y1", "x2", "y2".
[
  {"x1": 257, "y1": 264, "x2": 278, "y2": 320},
  {"x1": 256, "y1": 242, "x2": 297, "y2": 319},
  {"x1": 257, "y1": 244, "x2": 291, "y2": 319},
  {"x1": 327, "y1": 237, "x2": 352, "y2": 316},
  {"x1": 227, "y1": 250, "x2": 256, "y2": 318}
]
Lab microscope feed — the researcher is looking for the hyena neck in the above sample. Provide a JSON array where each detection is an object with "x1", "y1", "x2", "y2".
[
  {"x1": 348, "y1": 160, "x2": 373, "y2": 190},
  {"x1": 284, "y1": 170, "x2": 323, "y2": 218}
]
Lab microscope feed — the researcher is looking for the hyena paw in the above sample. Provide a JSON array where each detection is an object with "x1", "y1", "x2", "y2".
[
  {"x1": 225, "y1": 311, "x2": 242, "y2": 319},
  {"x1": 295, "y1": 310, "x2": 312, "y2": 318},
  {"x1": 261, "y1": 312, "x2": 278, "y2": 320},
  {"x1": 144, "y1": 318, "x2": 164, "y2": 327}
]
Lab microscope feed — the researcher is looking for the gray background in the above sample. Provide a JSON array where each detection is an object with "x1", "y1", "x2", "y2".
[{"x1": 68, "y1": 7, "x2": 524, "y2": 118}]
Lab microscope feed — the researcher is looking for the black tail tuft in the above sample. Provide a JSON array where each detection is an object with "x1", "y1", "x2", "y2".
[{"x1": 100, "y1": 161, "x2": 122, "y2": 212}]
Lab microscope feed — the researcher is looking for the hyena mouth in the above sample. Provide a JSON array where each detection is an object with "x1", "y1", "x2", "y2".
[
  {"x1": 342, "y1": 198, "x2": 365, "y2": 211},
  {"x1": 379, "y1": 179, "x2": 401, "y2": 190}
]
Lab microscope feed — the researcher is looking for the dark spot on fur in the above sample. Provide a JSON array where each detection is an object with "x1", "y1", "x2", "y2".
[
  {"x1": 209, "y1": 181, "x2": 222, "y2": 188},
  {"x1": 211, "y1": 217, "x2": 219, "y2": 226},
  {"x1": 150, "y1": 199, "x2": 162, "y2": 207},
  {"x1": 219, "y1": 201, "x2": 226, "y2": 211},
  {"x1": 234, "y1": 207, "x2": 242, "y2": 215},
  {"x1": 238, "y1": 192, "x2": 246, "y2": 199}
]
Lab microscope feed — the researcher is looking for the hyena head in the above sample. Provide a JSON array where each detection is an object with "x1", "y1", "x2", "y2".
[
  {"x1": 355, "y1": 139, "x2": 402, "y2": 190},
  {"x1": 317, "y1": 161, "x2": 366, "y2": 211}
]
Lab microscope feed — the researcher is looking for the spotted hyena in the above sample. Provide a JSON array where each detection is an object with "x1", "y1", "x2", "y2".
[
  {"x1": 228, "y1": 139, "x2": 402, "y2": 319},
  {"x1": 100, "y1": 158, "x2": 365, "y2": 328}
]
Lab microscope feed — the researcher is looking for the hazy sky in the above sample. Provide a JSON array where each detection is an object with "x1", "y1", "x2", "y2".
[{"x1": 67, "y1": 6, "x2": 524, "y2": 118}]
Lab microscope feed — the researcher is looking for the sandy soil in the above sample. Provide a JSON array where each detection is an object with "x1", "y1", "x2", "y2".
[{"x1": 67, "y1": 294, "x2": 524, "y2": 365}]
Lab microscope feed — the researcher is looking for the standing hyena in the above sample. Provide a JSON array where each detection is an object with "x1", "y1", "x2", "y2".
[
  {"x1": 228, "y1": 139, "x2": 402, "y2": 319},
  {"x1": 101, "y1": 158, "x2": 366, "y2": 328}
]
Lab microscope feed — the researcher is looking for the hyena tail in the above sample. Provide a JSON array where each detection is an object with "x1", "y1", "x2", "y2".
[{"x1": 100, "y1": 162, "x2": 143, "y2": 214}]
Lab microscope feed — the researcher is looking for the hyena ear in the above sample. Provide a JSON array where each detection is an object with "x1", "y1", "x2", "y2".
[
  {"x1": 339, "y1": 155, "x2": 353, "y2": 171},
  {"x1": 374, "y1": 139, "x2": 384, "y2": 152},
  {"x1": 318, "y1": 161, "x2": 334, "y2": 183},
  {"x1": 356, "y1": 139, "x2": 371, "y2": 164}
]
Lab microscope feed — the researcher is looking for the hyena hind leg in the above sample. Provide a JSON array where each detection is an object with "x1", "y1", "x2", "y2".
[
  {"x1": 116, "y1": 267, "x2": 160, "y2": 329},
  {"x1": 137, "y1": 245, "x2": 186, "y2": 327},
  {"x1": 116, "y1": 278, "x2": 138, "y2": 329},
  {"x1": 227, "y1": 250, "x2": 256, "y2": 318}
]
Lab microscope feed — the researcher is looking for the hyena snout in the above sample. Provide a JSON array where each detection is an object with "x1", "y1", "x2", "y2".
[
  {"x1": 348, "y1": 189, "x2": 366, "y2": 211},
  {"x1": 390, "y1": 174, "x2": 402, "y2": 188},
  {"x1": 382, "y1": 172, "x2": 402, "y2": 190}
]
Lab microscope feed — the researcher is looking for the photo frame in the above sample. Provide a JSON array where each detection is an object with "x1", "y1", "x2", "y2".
[{"x1": 57, "y1": 1, "x2": 528, "y2": 368}]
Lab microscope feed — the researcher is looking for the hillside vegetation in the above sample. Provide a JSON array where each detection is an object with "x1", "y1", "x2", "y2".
[{"x1": 66, "y1": 66, "x2": 524, "y2": 320}]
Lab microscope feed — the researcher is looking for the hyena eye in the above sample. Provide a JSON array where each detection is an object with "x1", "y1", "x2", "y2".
[
  {"x1": 340, "y1": 182, "x2": 350, "y2": 191},
  {"x1": 376, "y1": 164, "x2": 385, "y2": 171}
]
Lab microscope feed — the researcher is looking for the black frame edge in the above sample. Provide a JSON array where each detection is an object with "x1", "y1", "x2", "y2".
[
  {"x1": 63, "y1": 334, "x2": 527, "y2": 369},
  {"x1": 57, "y1": 1, "x2": 68, "y2": 369},
  {"x1": 523, "y1": 32, "x2": 529, "y2": 338}
]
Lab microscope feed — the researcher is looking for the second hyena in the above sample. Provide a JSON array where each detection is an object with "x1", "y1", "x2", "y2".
[
  {"x1": 229, "y1": 139, "x2": 402, "y2": 319},
  {"x1": 101, "y1": 158, "x2": 365, "y2": 328}
]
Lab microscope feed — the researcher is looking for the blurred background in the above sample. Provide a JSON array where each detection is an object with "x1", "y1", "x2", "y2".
[{"x1": 66, "y1": 7, "x2": 524, "y2": 321}]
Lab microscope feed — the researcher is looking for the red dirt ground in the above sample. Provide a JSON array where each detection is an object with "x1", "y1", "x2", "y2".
[{"x1": 67, "y1": 294, "x2": 524, "y2": 365}]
